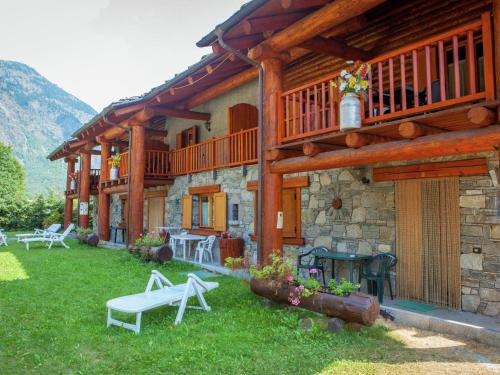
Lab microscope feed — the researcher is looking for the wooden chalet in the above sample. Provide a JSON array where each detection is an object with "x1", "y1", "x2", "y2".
[{"x1": 49, "y1": 0, "x2": 500, "y2": 317}]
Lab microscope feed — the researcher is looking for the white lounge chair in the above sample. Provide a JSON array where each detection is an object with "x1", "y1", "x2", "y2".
[
  {"x1": 106, "y1": 270, "x2": 219, "y2": 333},
  {"x1": 19, "y1": 224, "x2": 74, "y2": 250},
  {"x1": 0, "y1": 229, "x2": 7, "y2": 246},
  {"x1": 194, "y1": 235, "x2": 216, "y2": 264},
  {"x1": 16, "y1": 224, "x2": 62, "y2": 242}
]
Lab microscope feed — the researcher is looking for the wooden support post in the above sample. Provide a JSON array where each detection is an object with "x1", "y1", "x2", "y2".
[
  {"x1": 398, "y1": 121, "x2": 445, "y2": 139},
  {"x1": 78, "y1": 150, "x2": 91, "y2": 229},
  {"x1": 303, "y1": 142, "x2": 343, "y2": 157},
  {"x1": 493, "y1": 0, "x2": 500, "y2": 98},
  {"x1": 261, "y1": 57, "x2": 284, "y2": 263},
  {"x1": 345, "y1": 133, "x2": 390, "y2": 148},
  {"x1": 64, "y1": 158, "x2": 76, "y2": 229},
  {"x1": 128, "y1": 124, "x2": 145, "y2": 244},
  {"x1": 97, "y1": 139, "x2": 111, "y2": 241},
  {"x1": 467, "y1": 106, "x2": 498, "y2": 126}
]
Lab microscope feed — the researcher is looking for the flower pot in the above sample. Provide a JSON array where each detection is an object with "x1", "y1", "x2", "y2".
[
  {"x1": 250, "y1": 278, "x2": 379, "y2": 326},
  {"x1": 340, "y1": 93, "x2": 362, "y2": 131},
  {"x1": 110, "y1": 167, "x2": 119, "y2": 181},
  {"x1": 70, "y1": 179, "x2": 76, "y2": 190}
]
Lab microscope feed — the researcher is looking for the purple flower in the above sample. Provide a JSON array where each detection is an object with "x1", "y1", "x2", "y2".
[
  {"x1": 294, "y1": 286, "x2": 300, "y2": 292},
  {"x1": 298, "y1": 285, "x2": 305, "y2": 290},
  {"x1": 291, "y1": 298, "x2": 300, "y2": 306},
  {"x1": 289, "y1": 292, "x2": 294, "y2": 297},
  {"x1": 286, "y1": 275, "x2": 294, "y2": 282},
  {"x1": 309, "y1": 268, "x2": 318, "y2": 274}
]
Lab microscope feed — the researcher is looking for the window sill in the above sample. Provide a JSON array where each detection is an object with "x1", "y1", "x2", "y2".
[{"x1": 250, "y1": 235, "x2": 305, "y2": 246}]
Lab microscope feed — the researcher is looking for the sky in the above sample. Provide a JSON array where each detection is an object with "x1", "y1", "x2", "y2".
[{"x1": 0, "y1": 0, "x2": 247, "y2": 112}]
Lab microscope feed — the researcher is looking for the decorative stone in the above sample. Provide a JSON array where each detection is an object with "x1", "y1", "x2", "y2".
[
  {"x1": 462, "y1": 295, "x2": 480, "y2": 312},
  {"x1": 461, "y1": 287, "x2": 471, "y2": 294},
  {"x1": 483, "y1": 302, "x2": 500, "y2": 317},
  {"x1": 301, "y1": 317, "x2": 329, "y2": 331},
  {"x1": 459, "y1": 195, "x2": 486, "y2": 209},
  {"x1": 351, "y1": 207, "x2": 366, "y2": 223},
  {"x1": 491, "y1": 225, "x2": 500, "y2": 240},
  {"x1": 361, "y1": 192, "x2": 385, "y2": 208},
  {"x1": 309, "y1": 181, "x2": 321, "y2": 193},
  {"x1": 461, "y1": 225, "x2": 483, "y2": 237},
  {"x1": 309, "y1": 196, "x2": 318, "y2": 209},
  {"x1": 319, "y1": 172, "x2": 332, "y2": 186},
  {"x1": 378, "y1": 244, "x2": 392, "y2": 253},
  {"x1": 315, "y1": 211, "x2": 327, "y2": 225},
  {"x1": 479, "y1": 288, "x2": 500, "y2": 302},
  {"x1": 345, "y1": 322, "x2": 364, "y2": 330},
  {"x1": 314, "y1": 236, "x2": 332, "y2": 249},
  {"x1": 346, "y1": 224, "x2": 362, "y2": 238},
  {"x1": 327, "y1": 317, "x2": 346, "y2": 333},
  {"x1": 338, "y1": 170, "x2": 354, "y2": 182},
  {"x1": 460, "y1": 253, "x2": 483, "y2": 271}
]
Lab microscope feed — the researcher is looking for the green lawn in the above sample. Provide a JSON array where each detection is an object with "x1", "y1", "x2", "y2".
[{"x1": 0, "y1": 238, "x2": 418, "y2": 374}]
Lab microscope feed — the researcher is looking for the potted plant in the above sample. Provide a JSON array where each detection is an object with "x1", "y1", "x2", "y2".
[
  {"x1": 132, "y1": 233, "x2": 172, "y2": 263},
  {"x1": 249, "y1": 250, "x2": 380, "y2": 326},
  {"x1": 332, "y1": 63, "x2": 371, "y2": 131},
  {"x1": 110, "y1": 154, "x2": 121, "y2": 180},
  {"x1": 76, "y1": 227, "x2": 98, "y2": 246},
  {"x1": 70, "y1": 176, "x2": 76, "y2": 190}
]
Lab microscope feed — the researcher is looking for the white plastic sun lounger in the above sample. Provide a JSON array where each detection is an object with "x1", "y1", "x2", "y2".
[
  {"x1": 106, "y1": 270, "x2": 219, "y2": 333},
  {"x1": 16, "y1": 224, "x2": 62, "y2": 242},
  {"x1": 19, "y1": 224, "x2": 74, "y2": 250}
]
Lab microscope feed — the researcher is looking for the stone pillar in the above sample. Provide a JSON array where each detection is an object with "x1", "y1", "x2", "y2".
[
  {"x1": 78, "y1": 150, "x2": 91, "y2": 228},
  {"x1": 64, "y1": 157, "x2": 76, "y2": 229},
  {"x1": 97, "y1": 138, "x2": 111, "y2": 241},
  {"x1": 128, "y1": 123, "x2": 145, "y2": 243},
  {"x1": 261, "y1": 57, "x2": 284, "y2": 263}
]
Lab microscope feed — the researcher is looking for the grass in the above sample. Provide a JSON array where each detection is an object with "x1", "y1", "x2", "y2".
[{"x1": 0, "y1": 238, "x2": 453, "y2": 374}]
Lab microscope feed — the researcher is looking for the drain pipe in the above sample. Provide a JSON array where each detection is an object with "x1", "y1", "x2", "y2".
[
  {"x1": 103, "y1": 116, "x2": 132, "y2": 246},
  {"x1": 215, "y1": 28, "x2": 265, "y2": 264}
]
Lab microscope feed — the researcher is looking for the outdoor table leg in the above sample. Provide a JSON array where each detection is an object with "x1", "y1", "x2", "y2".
[
  {"x1": 331, "y1": 259, "x2": 335, "y2": 281},
  {"x1": 348, "y1": 261, "x2": 354, "y2": 283},
  {"x1": 183, "y1": 240, "x2": 187, "y2": 260}
]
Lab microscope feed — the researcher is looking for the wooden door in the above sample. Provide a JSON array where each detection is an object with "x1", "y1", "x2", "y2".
[
  {"x1": 148, "y1": 196, "x2": 165, "y2": 235},
  {"x1": 282, "y1": 188, "x2": 297, "y2": 238},
  {"x1": 395, "y1": 177, "x2": 461, "y2": 309},
  {"x1": 228, "y1": 103, "x2": 258, "y2": 134}
]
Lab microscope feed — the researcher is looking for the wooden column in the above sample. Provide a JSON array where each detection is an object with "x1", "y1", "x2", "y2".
[
  {"x1": 64, "y1": 158, "x2": 75, "y2": 229},
  {"x1": 128, "y1": 124, "x2": 145, "y2": 243},
  {"x1": 493, "y1": 0, "x2": 500, "y2": 98},
  {"x1": 261, "y1": 58, "x2": 284, "y2": 263},
  {"x1": 97, "y1": 139, "x2": 111, "y2": 241},
  {"x1": 78, "y1": 150, "x2": 91, "y2": 228}
]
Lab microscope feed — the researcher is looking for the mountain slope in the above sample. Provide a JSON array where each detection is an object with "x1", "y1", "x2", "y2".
[{"x1": 0, "y1": 60, "x2": 96, "y2": 194}]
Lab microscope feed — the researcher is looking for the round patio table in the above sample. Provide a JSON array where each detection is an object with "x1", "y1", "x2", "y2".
[
  {"x1": 170, "y1": 233, "x2": 206, "y2": 260},
  {"x1": 315, "y1": 250, "x2": 373, "y2": 283}
]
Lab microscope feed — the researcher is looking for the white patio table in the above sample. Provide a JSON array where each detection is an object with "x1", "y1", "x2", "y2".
[{"x1": 170, "y1": 233, "x2": 206, "y2": 260}]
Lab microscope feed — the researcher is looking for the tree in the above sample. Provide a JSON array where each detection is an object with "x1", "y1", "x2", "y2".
[{"x1": 0, "y1": 143, "x2": 26, "y2": 228}]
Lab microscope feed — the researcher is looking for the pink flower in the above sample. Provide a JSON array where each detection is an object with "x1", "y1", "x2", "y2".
[
  {"x1": 309, "y1": 268, "x2": 318, "y2": 274},
  {"x1": 294, "y1": 286, "x2": 300, "y2": 292},
  {"x1": 286, "y1": 275, "x2": 294, "y2": 282},
  {"x1": 291, "y1": 298, "x2": 300, "y2": 306},
  {"x1": 298, "y1": 285, "x2": 305, "y2": 290},
  {"x1": 289, "y1": 292, "x2": 294, "y2": 297}
]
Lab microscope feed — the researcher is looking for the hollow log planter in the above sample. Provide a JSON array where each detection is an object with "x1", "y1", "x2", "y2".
[{"x1": 250, "y1": 278, "x2": 379, "y2": 326}]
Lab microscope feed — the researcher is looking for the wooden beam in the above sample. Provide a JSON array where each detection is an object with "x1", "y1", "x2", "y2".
[
  {"x1": 242, "y1": 12, "x2": 310, "y2": 35},
  {"x1": 299, "y1": 36, "x2": 372, "y2": 60},
  {"x1": 212, "y1": 34, "x2": 264, "y2": 54},
  {"x1": 145, "y1": 129, "x2": 167, "y2": 139},
  {"x1": 345, "y1": 133, "x2": 390, "y2": 148},
  {"x1": 132, "y1": 108, "x2": 156, "y2": 123},
  {"x1": 266, "y1": 149, "x2": 303, "y2": 161},
  {"x1": 398, "y1": 121, "x2": 446, "y2": 139},
  {"x1": 188, "y1": 184, "x2": 221, "y2": 195},
  {"x1": 270, "y1": 125, "x2": 500, "y2": 174},
  {"x1": 247, "y1": 176, "x2": 309, "y2": 191},
  {"x1": 325, "y1": 14, "x2": 368, "y2": 39},
  {"x1": 249, "y1": 0, "x2": 385, "y2": 59},
  {"x1": 467, "y1": 106, "x2": 497, "y2": 126},
  {"x1": 303, "y1": 142, "x2": 343, "y2": 156},
  {"x1": 183, "y1": 68, "x2": 258, "y2": 109},
  {"x1": 113, "y1": 103, "x2": 145, "y2": 117},
  {"x1": 281, "y1": 0, "x2": 330, "y2": 11},
  {"x1": 154, "y1": 108, "x2": 210, "y2": 121}
]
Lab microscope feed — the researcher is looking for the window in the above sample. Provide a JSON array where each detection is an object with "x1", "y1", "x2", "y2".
[
  {"x1": 228, "y1": 103, "x2": 258, "y2": 134},
  {"x1": 247, "y1": 176, "x2": 308, "y2": 245},
  {"x1": 176, "y1": 126, "x2": 198, "y2": 149},
  {"x1": 182, "y1": 185, "x2": 227, "y2": 232}
]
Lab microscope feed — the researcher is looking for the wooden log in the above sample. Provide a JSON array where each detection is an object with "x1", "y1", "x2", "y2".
[
  {"x1": 211, "y1": 34, "x2": 264, "y2": 54},
  {"x1": 266, "y1": 149, "x2": 303, "y2": 161},
  {"x1": 270, "y1": 125, "x2": 500, "y2": 174},
  {"x1": 299, "y1": 36, "x2": 373, "y2": 60},
  {"x1": 64, "y1": 158, "x2": 76, "y2": 228},
  {"x1": 97, "y1": 141, "x2": 111, "y2": 241},
  {"x1": 133, "y1": 108, "x2": 155, "y2": 123},
  {"x1": 250, "y1": 279, "x2": 380, "y2": 326},
  {"x1": 467, "y1": 106, "x2": 497, "y2": 126},
  {"x1": 78, "y1": 150, "x2": 91, "y2": 229},
  {"x1": 147, "y1": 245, "x2": 173, "y2": 263},
  {"x1": 183, "y1": 68, "x2": 258, "y2": 109},
  {"x1": 242, "y1": 12, "x2": 310, "y2": 35},
  {"x1": 249, "y1": 0, "x2": 385, "y2": 58},
  {"x1": 154, "y1": 108, "x2": 210, "y2": 121},
  {"x1": 345, "y1": 133, "x2": 390, "y2": 148},
  {"x1": 280, "y1": 0, "x2": 330, "y2": 10},
  {"x1": 128, "y1": 124, "x2": 145, "y2": 244},
  {"x1": 494, "y1": 0, "x2": 500, "y2": 98},
  {"x1": 398, "y1": 121, "x2": 445, "y2": 139},
  {"x1": 325, "y1": 15, "x2": 368, "y2": 39},
  {"x1": 303, "y1": 142, "x2": 342, "y2": 157}
]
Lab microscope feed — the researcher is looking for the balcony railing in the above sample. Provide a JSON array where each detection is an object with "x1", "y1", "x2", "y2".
[
  {"x1": 105, "y1": 127, "x2": 258, "y2": 180},
  {"x1": 278, "y1": 14, "x2": 494, "y2": 144},
  {"x1": 69, "y1": 169, "x2": 100, "y2": 193}
]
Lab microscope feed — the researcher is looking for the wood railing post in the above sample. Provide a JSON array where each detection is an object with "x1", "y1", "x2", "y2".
[
  {"x1": 491, "y1": 3, "x2": 500, "y2": 99},
  {"x1": 64, "y1": 157, "x2": 76, "y2": 229},
  {"x1": 482, "y1": 12, "x2": 495, "y2": 100}
]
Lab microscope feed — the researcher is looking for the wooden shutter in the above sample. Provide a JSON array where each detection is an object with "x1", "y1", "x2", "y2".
[
  {"x1": 176, "y1": 132, "x2": 183, "y2": 149},
  {"x1": 181, "y1": 195, "x2": 192, "y2": 229},
  {"x1": 228, "y1": 103, "x2": 258, "y2": 134},
  {"x1": 213, "y1": 192, "x2": 227, "y2": 232},
  {"x1": 282, "y1": 188, "x2": 297, "y2": 238}
]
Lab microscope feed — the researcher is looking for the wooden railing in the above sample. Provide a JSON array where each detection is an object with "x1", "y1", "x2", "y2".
[
  {"x1": 169, "y1": 127, "x2": 258, "y2": 176},
  {"x1": 70, "y1": 169, "x2": 100, "y2": 192},
  {"x1": 278, "y1": 15, "x2": 494, "y2": 144}
]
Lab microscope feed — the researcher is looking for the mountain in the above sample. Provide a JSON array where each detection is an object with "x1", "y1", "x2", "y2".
[{"x1": 0, "y1": 60, "x2": 96, "y2": 195}]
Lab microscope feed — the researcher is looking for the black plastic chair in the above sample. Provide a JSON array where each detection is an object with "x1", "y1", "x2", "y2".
[
  {"x1": 297, "y1": 247, "x2": 328, "y2": 285},
  {"x1": 359, "y1": 253, "x2": 397, "y2": 304}
]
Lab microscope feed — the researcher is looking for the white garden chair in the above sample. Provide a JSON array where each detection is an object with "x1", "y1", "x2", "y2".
[
  {"x1": 16, "y1": 224, "x2": 62, "y2": 242},
  {"x1": 0, "y1": 229, "x2": 7, "y2": 246},
  {"x1": 106, "y1": 270, "x2": 219, "y2": 333},
  {"x1": 19, "y1": 224, "x2": 74, "y2": 250},
  {"x1": 194, "y1": 235, "x2": 216, "y2": 264},
  {"x1": 170, "y1": 231, "x2": 188, "y2": 257}
]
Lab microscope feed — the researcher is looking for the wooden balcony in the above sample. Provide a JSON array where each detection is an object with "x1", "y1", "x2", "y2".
[
  {"x1": 65, "y1": 169, "x2": 100, "y2": 197},
  {"x1": 278, "y1": 15, "x2": 495, "y2": 145}
]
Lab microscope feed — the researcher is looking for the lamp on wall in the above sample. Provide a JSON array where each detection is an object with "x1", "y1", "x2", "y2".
[{"x1": 204, "y1": 120, "x2": 211, "y2": 132}]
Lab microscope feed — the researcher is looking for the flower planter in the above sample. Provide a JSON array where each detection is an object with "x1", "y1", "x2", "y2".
[
  {"x1": 218, "y1": 237, "x2": 244, "y2": 266},
  {"x1": 340, "y1": 93, "x2": 362, "y2": 131},
  {"x1": 250, "y1": 278, "x2": 379, "y2": 326},
  {"x1": 77, "y1": 233, "x2": 98, "y2": 246},
  {"x1": 70, "y1": 179, "x2": 76, "y2": 190},
  {"x1": 110, "y1": 167, "x2": 119, "y2": 181}
]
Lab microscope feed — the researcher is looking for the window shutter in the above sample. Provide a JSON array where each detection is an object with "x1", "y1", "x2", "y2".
[
  {"x1": 228, "y1": 103, "x2": 258, "y2": 134},
  {"x1": 181, "y1": 195, "x2": 192, "y2": 229},
  {"x1": 213, "y1": 192, "x2": 227, "y2": 232},
  {"x1": 176, "y1": 132, "x2": 183, "y2": 149},
  {"x1": 282, "y1": 188, "x2": 297, "y2": 238}
]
